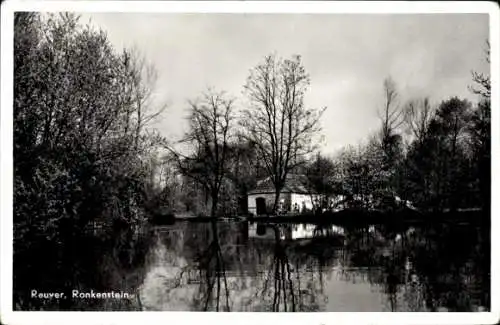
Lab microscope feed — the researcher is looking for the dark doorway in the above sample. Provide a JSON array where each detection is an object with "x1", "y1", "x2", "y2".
[
  {"x1": 256, "y1": 224, "x2": 266, "y2": 236},
  {"x1": 256, "y1": 197, "x2": 266, "y2": 215}
]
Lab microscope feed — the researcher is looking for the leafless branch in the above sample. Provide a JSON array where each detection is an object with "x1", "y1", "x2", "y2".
[{"x1": 240, "y1": 54, "x2": 325, "y2": 213}]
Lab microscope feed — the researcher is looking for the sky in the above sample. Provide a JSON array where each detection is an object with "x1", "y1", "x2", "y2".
[{"x1": 79, "y1": 13, "x2": 489, "y2": 156}]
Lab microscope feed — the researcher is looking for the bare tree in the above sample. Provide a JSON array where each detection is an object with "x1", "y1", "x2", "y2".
[
  {"x1": 168, "y1": 90, "x2": 235, "y2": 217},
  {"x1": 469, "y1": 40, "x2": 490, "y2": 99},
  {"x1": 195, "y1": 222, "x2": 231, "y2": 311},
  {"x1": 403, "y1": 97, "x2": 435, "y2": 145},
  {"x1": 467, "y1": 40, "x2": 491, "y2": 211},
  {"x1": 119, "y1": 48, "x2": 168, "y2": 150},
  {"x1": 241, "y1": 54, "x2": 325, "y2": 213},
  {"x1": 379, "y1": 77, "x2": 404, "y2": 143},
  {"x1": 375, "y1": 77, "x2": 405, "y2": 195}
]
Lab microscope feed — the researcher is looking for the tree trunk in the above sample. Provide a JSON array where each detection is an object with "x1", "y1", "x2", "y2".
[
  {"x1": 211, "y1": 191, "x2": 218, "y2": 218},
  {"x1": 210, "y1": 219, "x2": 219, "y2": 242},
  {"x1": 238, "y1": 188, "x2": 248, "y2": 215},
  {"x1": 273, "y1": 187, "x2": 281, "y2": 216}
]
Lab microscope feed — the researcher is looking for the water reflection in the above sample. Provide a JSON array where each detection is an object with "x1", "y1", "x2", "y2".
[
  {"x1": 248, "y1": 223, "x2": 345, "y2": 241},
  {"x1": 15, "y1": 220, "x2": 489, "y2": 312},
  {"x1": 138, "y1": 221, "x2": 489, "y2": 312},
  {"x1": 14, "y1": 226, "x2": 150, "y2": 310}
]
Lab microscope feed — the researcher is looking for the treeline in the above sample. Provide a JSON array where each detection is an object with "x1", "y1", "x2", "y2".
[
  {"x1": 303, "y1": 69, "x2": 490, "y2": 214},
  {"x1": 14, "y1": 12, "x2": 491, "y2": 239},
  {"x1": 164, "y1": 50, "x2": 490, "y2": 217}
]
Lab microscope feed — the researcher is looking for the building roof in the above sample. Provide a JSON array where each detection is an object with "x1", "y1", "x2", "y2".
[{"x1": 248, "y1": 174, "x2": 314, "y2": 195}]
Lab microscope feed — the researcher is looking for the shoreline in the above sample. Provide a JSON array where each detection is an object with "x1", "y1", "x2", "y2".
[{"x1": 151, "y1": 208, "x2": 488, "y2": 226}]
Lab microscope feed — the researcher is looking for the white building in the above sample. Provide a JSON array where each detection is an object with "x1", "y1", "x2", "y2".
[{"x1": 247, "y1": 174, "x2": 319, "y2": 215}]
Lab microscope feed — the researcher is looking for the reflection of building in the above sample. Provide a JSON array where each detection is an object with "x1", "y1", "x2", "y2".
[
  {"x1": 247, "y1": 223, "x2": 346, "y2": 241},
  {"x1": 247, "y1": 174, "x2": 319, "y2": 215},
  {"x1": 247, "y1": 223, "x2": 277, "y2": 240},
  {"x1": 247, "y1": 223, "x2": 302, "y2": 241}
]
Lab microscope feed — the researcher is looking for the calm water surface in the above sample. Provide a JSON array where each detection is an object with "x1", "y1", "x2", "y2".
[
  {"x1": 15, "y1": 220, "x2": 490, "y2": 312},
  {"x1": 137, "y1": 221, "x2": 489, "y2": 312}
]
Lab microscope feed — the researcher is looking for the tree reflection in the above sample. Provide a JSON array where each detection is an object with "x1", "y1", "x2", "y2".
[
  {"x1": 151, "y1": 221, "x2": 233, "y2": 311},
  {"x1": 263, "y1": 227, "x2": 297, "y2": 311},
  {"x1": 237, "y1": 224, "x2": 337, "y2": 311},
  {"x1": 148, "y1": 221, "x2": 489, "y2": 312},
  {"x1": 154, "y1": 222, "x2": 330, "y2": 312},
  {"x1": 14, "y1": 225, "x2": 152, "y2": 311},
  {"x1": 340, "y1": 222, "x2": 490, "y2": 312},
  {"x1": 191, "y1": 221, "x2": 231, "y2": 311}
]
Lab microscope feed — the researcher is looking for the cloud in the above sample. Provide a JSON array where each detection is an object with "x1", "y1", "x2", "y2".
[{"x1": 80, "y1": 13, "x2": 489, "y2": 155}]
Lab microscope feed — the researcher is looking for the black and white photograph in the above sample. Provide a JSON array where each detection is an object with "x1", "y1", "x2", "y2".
[{"x1": 1, "y1": 1, "x2": 498, "y2": 324}]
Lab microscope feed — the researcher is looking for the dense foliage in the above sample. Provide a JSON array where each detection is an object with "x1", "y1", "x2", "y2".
[
  {"x1": 14, "y1": 13, "x2": 165, "y2": 308},
  {"x1": 302, "y1": 80, "x2": 490, "y2": 213}
]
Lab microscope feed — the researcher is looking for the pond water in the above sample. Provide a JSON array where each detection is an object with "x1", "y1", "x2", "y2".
[{"x1": 15, "y1": 221, "x2": 490, "y2": 312}]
